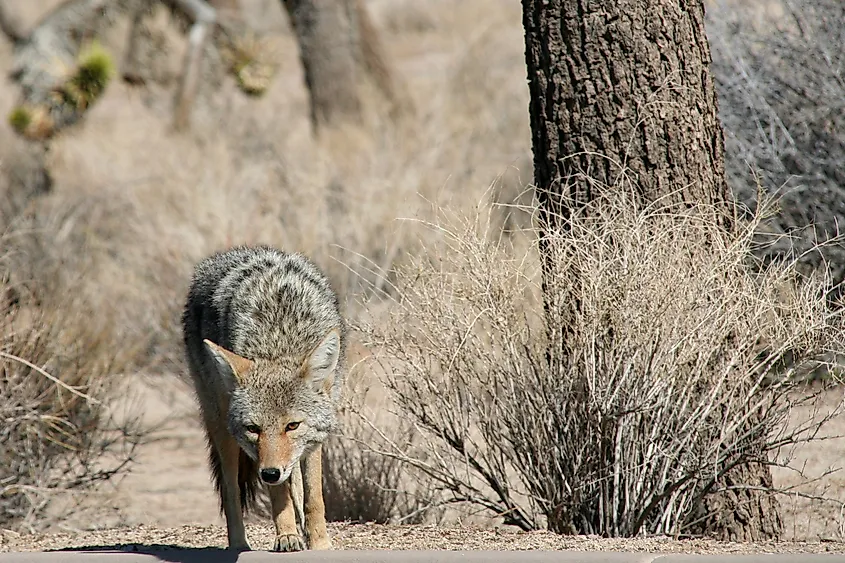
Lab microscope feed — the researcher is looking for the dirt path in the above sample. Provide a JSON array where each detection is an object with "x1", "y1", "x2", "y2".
[
  {"x1": 3, "y1": 522, "x2": 845, "y2": 554},
  {"x1": 103, "y1": 375, "x2": 222, "y2": 529}
]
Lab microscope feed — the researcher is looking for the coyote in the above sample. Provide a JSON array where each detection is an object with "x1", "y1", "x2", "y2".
[{"x1": 182, "y1": 246, "x2": 345, "y2": 552}]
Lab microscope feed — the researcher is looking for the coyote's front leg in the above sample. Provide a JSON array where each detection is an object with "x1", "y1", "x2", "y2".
[
  {"x1": 215, "y1": 432, "x2": 250, "y2": 551},
  {"x1": 302, "y1": 444, "x2": 331, "y2": 550},
  {"x1": 269, "y1": 480, "x2": 306, "y2": 552}
]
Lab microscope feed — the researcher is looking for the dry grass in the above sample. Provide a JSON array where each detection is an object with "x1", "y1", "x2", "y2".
[
  {"x1": 0, "y1": 0, "x2": 527, "y2": 363},
  {"x1": 0, "y1": 218, "x2": 145, "y2": 531},
  {"x1": 321, "y1": 416, "x2": 427, "y2": 525},
  {"x1": 356, "y1": 183, "x2": 844, "y2": 537},
  {"x1": 320, "y1": 352, "x2": 447, "y2": 525}
]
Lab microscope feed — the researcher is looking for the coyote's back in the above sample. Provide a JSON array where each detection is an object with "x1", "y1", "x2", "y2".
[
  {"x1": 182, "y1": 246, "x2": 345, "y2": 552},
  {"x1": 183, "y1": 245, "x2": 345, "y2": 386}
]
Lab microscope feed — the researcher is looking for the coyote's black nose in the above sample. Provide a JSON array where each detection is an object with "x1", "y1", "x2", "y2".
[{"x1": 260, "y1": 467, "x2": 281, "y2": 484}]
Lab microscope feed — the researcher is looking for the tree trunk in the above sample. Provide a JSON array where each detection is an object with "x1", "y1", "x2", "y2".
[
  {"x1": 521, "y1": 0, "x2": 781, "y2": 540},
  {"x1": 523, "y1": 0, "x2": 732, "y2": 227},
  {"x1": 280, "y1": 0, "x2": 410, "y2": 132},
  {"x1": 282, "y1": 0, "x2": 362, "y2": 129},
  {"x1": 689, "y1": 458, "x2": 783, "y2": 541}
]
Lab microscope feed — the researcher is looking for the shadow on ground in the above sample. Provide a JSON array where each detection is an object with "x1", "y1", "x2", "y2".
[{"x1": 53, "y1": 545, "x2": 244, "y2": 563}]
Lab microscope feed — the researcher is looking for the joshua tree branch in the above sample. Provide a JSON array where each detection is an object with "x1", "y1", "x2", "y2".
[
  {"x1": 167, "y1": 0, "x2": 217, "y2": 131},
  {"x1": 9, "y1": 0, "x2": 262, "y2": 136},
  {"x1": 0, "y1": 1, "x2": 26, "y2": 44}
]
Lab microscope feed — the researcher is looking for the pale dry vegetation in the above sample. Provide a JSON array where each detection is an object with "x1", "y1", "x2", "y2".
[
  {"x1": 357, "y1": 184, "x2": 844, "y2": 537},
  {"x1": 709, "y1": 0, "x2": 845, "y2": 288},
  {"x1": 0, "y1": 219, "x2": 145, "y2": 531},
  {"x1": 0, "y1": 0, "x2": 529, "y2": 531},
  {"x1": 321, "y1": 407, "x2": 435, "y2": 525}
]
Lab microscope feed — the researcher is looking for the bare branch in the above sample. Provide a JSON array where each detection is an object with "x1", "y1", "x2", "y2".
[
  {"x1": 166, "y1": 0, "x2": 216, "y2": 23},
  {"x1": 0, "y1": 351, "x2": 100, "y2": 404},
  {"x1": 121, "y1": 4, "x2": 148, "y2": 85},
  {"x1": 0, "y1": 247, "x2": 149, "y2": 530},
  {"x1": 169, "y1": 0, "x2": 216, "y2": 131},
  {"x1": 0, "y1": 1, "x2": 26, "y2": 44}
]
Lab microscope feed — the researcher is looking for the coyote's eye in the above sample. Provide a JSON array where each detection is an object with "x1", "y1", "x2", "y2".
[
  {"x1": 285, "y1": 421, "x2": 301, "y2": 432},
  {"x1": 245, "y1": 424, "x2": 261, "y2": 435}
]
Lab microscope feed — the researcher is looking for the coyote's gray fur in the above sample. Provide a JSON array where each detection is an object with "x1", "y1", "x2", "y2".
[{"x1": 182, "y1": 246, "x2": 345, "y2": 552}]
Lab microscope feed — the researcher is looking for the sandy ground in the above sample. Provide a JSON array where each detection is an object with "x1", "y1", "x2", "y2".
[
  {"x1": 1, "y1": 375, "x2": 844, "y2": 554},
  {"x1": 92, "y1": 375, "x2": 222, "y2": 530},
  {"x1": 3, "y1": 522, "x2": 845, "y2": 554}
]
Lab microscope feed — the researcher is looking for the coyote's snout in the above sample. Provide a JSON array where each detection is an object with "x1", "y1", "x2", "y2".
[{"x1": 182, "y1": 246, "x2": 345, "y2": 552}]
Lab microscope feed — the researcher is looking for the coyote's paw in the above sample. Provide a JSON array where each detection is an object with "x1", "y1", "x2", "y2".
[
  {"x1": 307, "y1": 535, "x2": 332, "y2": 551},
  {"x1": 273, "y1": 534, "x2": 306, "y2": 552}
]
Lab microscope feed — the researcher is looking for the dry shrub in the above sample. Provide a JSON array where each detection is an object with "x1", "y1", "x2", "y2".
[
  {"x1": 709, "y1": 0, "x2": 845, "y2": 287},
  {"x1": 0, "y1": 211, "x2": 144, "y2": 531},
  {"x1": 322, "y1": 436, "x2": 401, "y2": 524},
  {"x1": 322, "y1": 415, "x2": 418, "y2": 524},
  {"x1": 322, "y1": 347, "x2": 440, "y2": 525},
  {"x1": 359, "y1": 185, "x2": 844, "y2": 537}
]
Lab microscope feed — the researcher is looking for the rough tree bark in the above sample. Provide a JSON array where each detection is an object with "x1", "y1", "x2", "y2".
[
  {"x1": 280, "y1": 0, "x2": 411, "y2": 132},
  {"x1": 523, "y1": 0, "x2": 732, "y2": 225},
  {"x1": 522, "y1": 0, "x2": 781, "y2": 541}
]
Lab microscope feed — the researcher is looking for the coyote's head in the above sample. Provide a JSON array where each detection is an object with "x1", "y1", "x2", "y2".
[{"x1": 203, "y1": 329, "x2": 341, "y2": 485}]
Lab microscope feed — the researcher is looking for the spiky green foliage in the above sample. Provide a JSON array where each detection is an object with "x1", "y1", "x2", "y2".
[
  {"x1": 65, "y1": 41, "x2": 115, "y2": 110},
  {"x1": 8, "y1": 106, "x2": 32, "y2": 134},
  {"x1": 226, "y1": 33, "x2": 277, "y2": 97},
  {"x1": 235, "y1": 64, "x2": 274, "y2": 97}
]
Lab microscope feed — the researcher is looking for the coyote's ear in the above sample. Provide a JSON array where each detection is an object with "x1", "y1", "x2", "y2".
[
  {"x1": 204, "y1": 339, "x2": 253, "y2": 386},
  {"x1": 303, "y1": 329, "x2": 340, "y2": 393}
]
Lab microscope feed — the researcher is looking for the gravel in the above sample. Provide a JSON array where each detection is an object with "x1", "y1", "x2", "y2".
[{"x1": 2, "y1": 524, "x2": 845, "y2": 554}]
